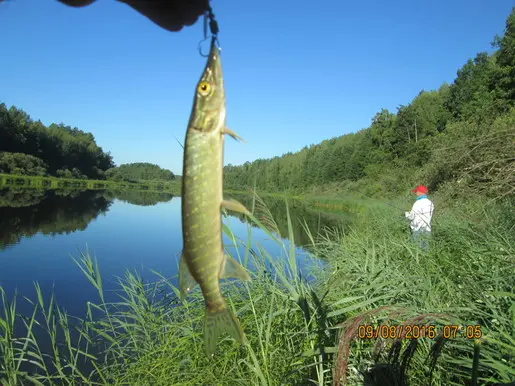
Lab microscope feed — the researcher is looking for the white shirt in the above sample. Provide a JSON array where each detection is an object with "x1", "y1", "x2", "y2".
[{"x1": 405, "y1": 196, "x2": 434, "y2": 232}]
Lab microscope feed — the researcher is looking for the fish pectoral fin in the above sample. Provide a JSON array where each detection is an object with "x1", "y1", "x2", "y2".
[
  {"x1": 220, "y1": 253, "x2": 251, "y2": 281},
  {"x1": 222, "y1": 127, "x2": 245, "y2": 142},
  {"x1": 178, "y1": 252, "x2": 198, "y2": 300},
  {"x1": 221, "y1": 199, "x2": 251, "y2": 216}
]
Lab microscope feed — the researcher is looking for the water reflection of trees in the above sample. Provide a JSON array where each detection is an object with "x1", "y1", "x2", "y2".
[
  {"x1": 227, "y1": 194, "x2": 354, "y2": 247},
  {"x1": 0, "y1": 188, "x2": 47, "y2": 208},
  {"x1": 103, "y1": 190, "x2": 175, "y2": 206},
  {"x1": 0, "y1": 189, "x2": 111, "y2": 249},
  {"x1": 0, "y1": 188, "x2": 175, "y2": 249},
  {"x1": 0, "y1": 187, "x2": 349, "y2": 252}
]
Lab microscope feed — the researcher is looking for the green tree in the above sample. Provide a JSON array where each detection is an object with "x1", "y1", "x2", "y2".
[
  {"x1": 0, "y1": 104, "x2": 115, "y2": 179},
  {"x1": 369, "y1": 109, "x2": 396, "y2": 151},
  {"x1": 0, "y1": 152, "x2": 48, "y2": 176},
  {"x1": 223, "y1": 8, "x2": 515, "y2": 198},
  {"x1": 493, "y1": 7, "x2": 515, "y2": 104},
  {"x1": 105, "y1": 163, "x2": 176, "y2": 182}
]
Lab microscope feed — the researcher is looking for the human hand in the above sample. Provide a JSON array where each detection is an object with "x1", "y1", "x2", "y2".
[{"x1": 56, "y1": 0, "x2": 210, "y2": 32}]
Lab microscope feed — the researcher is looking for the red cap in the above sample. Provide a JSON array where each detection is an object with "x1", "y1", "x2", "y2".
[{"x1": 411, "y1": 185, "x2": 428, "y2": 194}]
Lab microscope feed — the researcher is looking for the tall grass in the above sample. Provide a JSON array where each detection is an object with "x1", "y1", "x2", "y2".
[
  {"x1": 316, "y1": 196, "x2": 514, "y2": 385},
  {"x1": 0, "y1": 193, "x2": 513, "y2": 385}
]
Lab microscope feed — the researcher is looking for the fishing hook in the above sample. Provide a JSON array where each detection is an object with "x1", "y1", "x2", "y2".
[
  {"x1": 198, "y1": 35, "x2": 221, "y2": 57},
  {"x1": 198, "y1": 5, "x2": 220, "y2": 57}
]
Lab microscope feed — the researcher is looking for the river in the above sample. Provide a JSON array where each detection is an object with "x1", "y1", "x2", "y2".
[{"x1": 0, "y1": 187, "x2": 353, "y2": 320}]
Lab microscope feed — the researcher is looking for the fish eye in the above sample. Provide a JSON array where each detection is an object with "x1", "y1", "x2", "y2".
[{"x1": 198, "y1": 81, "x2": 211, "y2": 95}]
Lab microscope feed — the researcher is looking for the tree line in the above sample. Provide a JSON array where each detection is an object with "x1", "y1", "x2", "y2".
[
  {"x1": 2, "y1": 8, "x2": 512, "y2": 193},
  {"x1": 105, "y1": 162, "x2": 176, "y2": 182},
  {"x1": 0, "y1": 105, "x2": 176, "y2": 182},
  {"x1": 0, "y1": 105, "x2": 115, "y2": 179},
  {"x1": 224, "y1": 8, "x2": 515, "y2": 199}
]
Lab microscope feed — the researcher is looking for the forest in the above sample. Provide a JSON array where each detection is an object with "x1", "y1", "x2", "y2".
[
  {"x1": 0, "y1": 104, "x2": 176, "y2": 183},
  {"x1": 2, "y1": 10, "x2": 513, "y2": 198},
  {"x1": 105, "y1": 162, "x2": 176, "y2": 182},
  {"x1": 0, "y1": 105, "x2": 114, "y2": 179},
  {"x1": 224, "y1": 8, "x2": 514, "y2": 200}
]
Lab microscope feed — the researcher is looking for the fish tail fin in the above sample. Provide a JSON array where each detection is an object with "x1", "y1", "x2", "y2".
[{"x1": 204, "y1": 303, "x2": 247, "y2": 356}]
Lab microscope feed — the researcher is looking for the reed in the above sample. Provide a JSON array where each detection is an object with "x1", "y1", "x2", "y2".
[{"x1": 0, "y1": 193, "x2": 512, "y2": 385}]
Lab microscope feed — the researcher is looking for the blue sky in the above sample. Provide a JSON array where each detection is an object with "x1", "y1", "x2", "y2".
[{"x1": 1, "y1": 0, "x2": 513, "y2": 175}]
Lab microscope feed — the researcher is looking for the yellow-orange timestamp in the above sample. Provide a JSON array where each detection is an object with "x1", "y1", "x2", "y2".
[{"x1": 358, "y1": 324, "x2": 482, "y2": 340}]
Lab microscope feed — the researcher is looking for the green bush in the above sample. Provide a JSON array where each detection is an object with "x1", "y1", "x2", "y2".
[{"x1": 0, "y1": 152, "x2": 48, "y2": 176}]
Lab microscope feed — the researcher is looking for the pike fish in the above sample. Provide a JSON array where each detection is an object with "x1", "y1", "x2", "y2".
[{"x1": 179, "y1": 38, "x2": 251, "y2": 356}]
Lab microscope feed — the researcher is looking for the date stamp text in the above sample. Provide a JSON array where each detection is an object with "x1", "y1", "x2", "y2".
[{"x1": 358, "y1": 324, "x2": 482, "y2": 340}]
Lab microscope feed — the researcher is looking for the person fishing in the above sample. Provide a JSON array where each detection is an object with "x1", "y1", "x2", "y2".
[
  {"x1": 52, "y1": 0, "x2": 211, "y2": 32},
  {"x1": 405, "y1": 185, "x2": 434, "y2": 251}
]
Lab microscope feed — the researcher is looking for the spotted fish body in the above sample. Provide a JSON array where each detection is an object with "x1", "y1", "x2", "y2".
[{"x1": 179, "y1": 38, "x2": 251, "y2": 356}]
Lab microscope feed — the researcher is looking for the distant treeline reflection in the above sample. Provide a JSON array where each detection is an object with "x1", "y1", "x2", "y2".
[
  {"x1": 103, "y1": 190, "x2": 175, "y2": 206},
  {"x1": 0, "y1": 188, "x2": 175, "y2": 249},
  {"x1": 1, "y1": 187, "x2": 351, "y2": 251}
]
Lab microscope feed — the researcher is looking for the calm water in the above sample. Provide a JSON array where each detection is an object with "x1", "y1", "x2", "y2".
[{"x1": 0, "y1": 187, "x2": 352, "y2": 319}]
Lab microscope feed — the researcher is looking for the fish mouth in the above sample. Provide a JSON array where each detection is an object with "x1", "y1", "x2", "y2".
[
  {"x1": 202, "y1": 39, "x2": 223, "y2": 83},
  {"x1": 206, "y1": 38, "x2": 221, "y2": 64}
]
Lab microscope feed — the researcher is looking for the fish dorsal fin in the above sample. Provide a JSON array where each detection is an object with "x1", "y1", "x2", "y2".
[
  {"x1": 220, "y1": 253, "x2": 251, "y2": 281},
  {"x1": 178, "y1": 252, "x2": 199, "y2": 300}
]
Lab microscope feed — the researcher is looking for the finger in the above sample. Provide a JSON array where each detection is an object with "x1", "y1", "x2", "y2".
[
  {"x1": 117, "y1": 0, "x2": 209, "y2": 32},
  {"x1": 55, "y1": 0, "x2": 210, "y2": 32},
  {"x1": 57, "y1": 0, "x2": 96, "y2": 7}
]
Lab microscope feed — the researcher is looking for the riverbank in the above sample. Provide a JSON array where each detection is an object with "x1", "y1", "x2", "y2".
[
  {"x1": 1, "y1": 174, "x2": 377, "y2": 217},
  {"x1": 0, "y1": 190, "x2": 512, "y2": 385},
  {"x1": 227, "y1": 188, "x2": 380, "y2": 216},
  {"x1": 0, "y1": 173, "x2": 181, "y2": 194}
]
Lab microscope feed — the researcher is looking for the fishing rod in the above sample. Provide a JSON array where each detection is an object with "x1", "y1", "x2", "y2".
[
  {"x1": 352, "y1": 188, "x2": 405, "y2": 213},
  {"x1": 348, "y1": 188, "x2": 434, "y2": 229}
]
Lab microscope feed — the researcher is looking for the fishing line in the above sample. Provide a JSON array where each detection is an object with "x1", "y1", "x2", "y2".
[
  {"x1": 343, "y1": 188, "x2": 433, "y2": 229},
  {"x1": 198, "y1": 3, "x2": 220, "y2": 57},
  {"x1": 352, "y1": 188, "x2": 405, "y2": 213}
]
